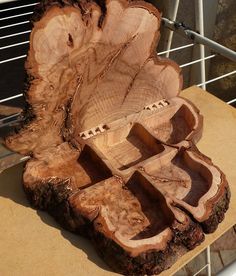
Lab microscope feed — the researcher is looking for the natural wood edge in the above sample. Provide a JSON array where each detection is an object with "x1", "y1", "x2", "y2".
[
  {"x1": 22, "y1": 168, "x2": 230, "y2": 275},
  {"x1": 2, "y1": 0, "x2": 230, "y2": 274},
  {"x1": 89, "y1": 220, "x2": 204, "y2": 276},
  {"x1": 23, "y1": 179, "x2": 78, "y2": 231},
  {"x1": 201, "y1": 183, "x2": 231, "y2": 233}
]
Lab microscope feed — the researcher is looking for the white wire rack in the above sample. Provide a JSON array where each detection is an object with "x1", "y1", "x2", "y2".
[
  {"x1": 0, "y1": 0, "x2": 236, "y2": 129},
  {"x1": 0, "y1": 1, "x2": 236, "y2": 275}
]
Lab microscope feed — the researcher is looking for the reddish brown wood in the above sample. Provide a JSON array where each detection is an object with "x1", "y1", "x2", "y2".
[{"x1": 5, "y1": 0, "x2": 230, "y2": 275}]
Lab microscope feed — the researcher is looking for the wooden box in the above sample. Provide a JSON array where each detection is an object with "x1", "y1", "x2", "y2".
[{"x1": 3, "y1": 0, "x2": 230, "y2": 274}]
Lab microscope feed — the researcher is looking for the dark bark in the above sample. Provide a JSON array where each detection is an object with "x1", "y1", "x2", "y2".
[{"x1": 201, "y1": 184, "x2": 231, "y2": 233}]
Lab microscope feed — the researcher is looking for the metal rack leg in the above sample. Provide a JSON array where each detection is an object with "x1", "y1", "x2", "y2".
[
  {"x1": 207, "y1": 245, "x2": 212, "y2": 276},
  {"x1": 165, "y1": 0, "x2": 180, "y2": 58},
  {"x1": 196, "y1": 0, "x2": 206, "y2": 90}
]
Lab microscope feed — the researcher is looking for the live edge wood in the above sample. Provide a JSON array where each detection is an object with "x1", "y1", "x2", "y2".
[
  {"x1": 4, "y1": 1, "x2": 230, "y2": 275},
  {"x1": 1, "y1": 87, "x2": 234, "y2": 276}
]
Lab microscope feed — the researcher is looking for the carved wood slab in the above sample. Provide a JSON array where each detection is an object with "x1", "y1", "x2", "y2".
[{"x1": 4, "y1": 1, "x2": 230, "y2": 275}]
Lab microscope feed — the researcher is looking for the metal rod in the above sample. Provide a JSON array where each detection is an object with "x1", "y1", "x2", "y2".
[
  {"x1": 20, "y1": 156, "x2": 30, "y2": 162},
  {"x1": 0, "y1": 0, "x2": 21, "y2": 3},
  {"x1": 165, "y1": 0, "x2": 180, "y2": 58},
  {"x1": 0, "y1": 30, "x2": 31, "y2": 39},
  {"x1": 0, "y1": 55, "x2": 26, "y2": 64},
  {"x1": 206, "y1": 246, "x2": 211, "y2": 276},
  {"x1": 193, "y1": 264, "x2": 209, "y2": 276},
  {"x1": 0, "y1": 40, "x2": 29, "y2": 50},
  {"x1": 0, "y1": 118, "x2": 22, "y2": 128},
  {"x1": 0, "y1": 20, "x2": 30, "y2": 30},
  {"x1": 180, "y1": 54, "x2": 215, "y2": 68},
  {"x1": 0, "y1": 3, "x2": 38, "y2": 12},
  {"x1": 162, "y1": 17, "x2": 236, "y2": 62},
  {"x1": 0, "y1": 12, "x2": 33, "y2": 21},
  {"x1": 0, "y1": 94, "x2": 23, "y2": 103},
  {"x1": 197, "y1": 0, "x2": 206, "y2": 90},
  {"x1": 0, "y1": 20, "x2": 30, "y2": 29},
  {"x1": 158, "y1": 43, "x2": 194, "y2": 55},
  {"x1": 0, "y1": 113, "x2": 20, "y2": 124},
  {"x1": 197, "y1": 70, "x2": 236, "y2": 86},
  {"x1": 227, "y1": 98, "x2": 236, "y2": 105}
]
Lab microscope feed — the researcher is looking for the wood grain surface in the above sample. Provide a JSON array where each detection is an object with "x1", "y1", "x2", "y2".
[{"x1": 0, "y1": 86, "x2": 235, "y2": 276}]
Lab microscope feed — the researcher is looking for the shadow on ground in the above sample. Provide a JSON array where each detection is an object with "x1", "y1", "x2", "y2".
[{"x1": 0, "y1": 163, "x2": 112, "y2": 273}]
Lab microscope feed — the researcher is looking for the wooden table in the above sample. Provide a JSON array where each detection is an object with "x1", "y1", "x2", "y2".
[{"x1": 0, "y1": 86, "x2": 235, "y2": 276}]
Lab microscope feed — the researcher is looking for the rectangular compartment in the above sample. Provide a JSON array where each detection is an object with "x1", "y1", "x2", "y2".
[
  {"x1": 127, "y1": 171, "x2": 175, "y2": 239},
  {"x1": 144, "y1": 103, "x2": 197, "y2": 144},
  {"x1": 92, "y1": 123, "x2": 165, "y2": 171},
  {"x1": 72, "y1": 171, "x2": 174, "y2": 241},
  {"x1": 141, "y1": 150, "x2": 212, "y2": 207},
  {"x1": 75, "y1": 145, "x2": 112, "y2": 188}
]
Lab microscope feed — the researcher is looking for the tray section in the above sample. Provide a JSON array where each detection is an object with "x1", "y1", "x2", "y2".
[{"x1": 90, "y1": 123, "x2": 165, "y2": 172}]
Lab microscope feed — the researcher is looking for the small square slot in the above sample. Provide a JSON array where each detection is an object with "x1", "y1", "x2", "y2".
[{"x1": 145, "y1": 104, "x2": 196, "y2": 144}]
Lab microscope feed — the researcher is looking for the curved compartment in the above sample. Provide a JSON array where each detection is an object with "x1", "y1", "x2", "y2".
[
  {"x1": 144, "y1": 103, "x2": 198, "y2": 145},
  {"x1": 141, "y1": 150, "x2": 212, "y2": 207}
]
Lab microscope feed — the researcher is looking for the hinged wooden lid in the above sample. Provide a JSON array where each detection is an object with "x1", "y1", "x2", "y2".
[{"x1": 25, "y1": 0, "x2": 182, "y2": 135}]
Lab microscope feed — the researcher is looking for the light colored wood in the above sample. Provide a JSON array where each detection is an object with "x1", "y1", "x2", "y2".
[
  {"x1": 0, "y1": 86, "x2": 235, "y2": 275},
  {"x1": 5, "y1": 0, "x2": 182, "y2": 156}
]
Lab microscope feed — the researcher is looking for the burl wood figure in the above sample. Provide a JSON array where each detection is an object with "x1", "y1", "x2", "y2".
[{"x1": 5, "y1": 0, "x2": 230, "y2": 275}]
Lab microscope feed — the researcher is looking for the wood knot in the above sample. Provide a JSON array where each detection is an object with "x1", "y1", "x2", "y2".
[{"x1": 67, "y1": 33, "x2": 74, "y2": 48}]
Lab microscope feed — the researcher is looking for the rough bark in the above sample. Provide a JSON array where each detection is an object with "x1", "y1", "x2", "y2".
[{"x1": 5, "y1": 0, "x2": 230, "y2": 275}]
